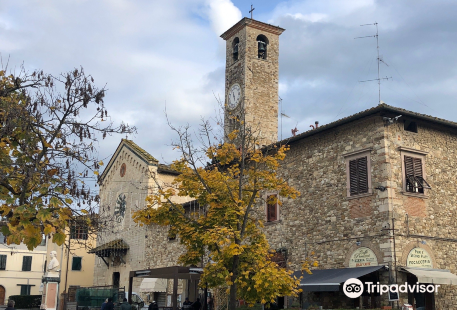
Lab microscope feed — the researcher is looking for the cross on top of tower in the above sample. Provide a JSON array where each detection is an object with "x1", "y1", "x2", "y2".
[{"x1": 249, "y1": 4, "x2": 255, "y2": 19}]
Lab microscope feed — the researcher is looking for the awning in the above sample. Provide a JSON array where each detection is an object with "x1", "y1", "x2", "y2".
[
  {"x1": 139, "y1": 278, "x2": 167, "y2": 292},
  {"x1": 88, "y1": 238, "x2": 129, "y2": 257},
  {"x1": 293, "y1": 265, "x2": 385, "y2": 292},
  {"x1": 401, "y1": 267, "x2": 457, "y2": 285}
]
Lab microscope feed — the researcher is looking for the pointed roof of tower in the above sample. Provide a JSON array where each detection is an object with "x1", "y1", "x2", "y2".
[{"x1": 220, "y1": 17, "x2": 285, "y2": 40}]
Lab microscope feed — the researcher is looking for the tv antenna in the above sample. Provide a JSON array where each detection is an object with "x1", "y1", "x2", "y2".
[{"x1": 355, "y1": 22, "x2": 391, "y2": 104}]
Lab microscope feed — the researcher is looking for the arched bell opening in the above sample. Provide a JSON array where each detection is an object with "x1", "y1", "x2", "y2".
[
  {"x1": 256, "y1": 34, "x2": 269, "y2": 59},
  {"x1": 232, "y1": 37, "x2": 240, "y2": 61}
]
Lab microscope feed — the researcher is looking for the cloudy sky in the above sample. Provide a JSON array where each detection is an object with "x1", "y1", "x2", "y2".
[{"x1": 2, "y1": 0, "x2": 457, "y2": 172}]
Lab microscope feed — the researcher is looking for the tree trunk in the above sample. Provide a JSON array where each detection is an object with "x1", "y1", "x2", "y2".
[{"x1": 229, "y1": 255, "x2": 239, "y2": 310}]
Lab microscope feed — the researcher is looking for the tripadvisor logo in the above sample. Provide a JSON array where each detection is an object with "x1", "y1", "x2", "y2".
[
  {"x1": 343, "y1": 278, "x2": 441, "y2": 298},
  {"x1": 343, "y1": 278, "x2": 364, "y2": 298}
]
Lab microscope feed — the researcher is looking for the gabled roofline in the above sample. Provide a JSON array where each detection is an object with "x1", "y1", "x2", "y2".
[
  {"x1": 220, "y1": 17, "x2": 285, "y2": 40},
  {"x1": 274, "y1": 103, "x2": 457, "y2": 147},
  {"x1": 99, "y1": 139, "x2": 159, "y2": 184}
]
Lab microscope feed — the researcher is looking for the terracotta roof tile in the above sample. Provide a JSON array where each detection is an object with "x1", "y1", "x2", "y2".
[{"x1": 276, "y1": 103, "x2": 457, "y2": 146}]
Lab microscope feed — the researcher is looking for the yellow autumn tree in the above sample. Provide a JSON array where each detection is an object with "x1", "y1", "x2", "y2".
[
  {"x1": 0, "y1": 66, "x2": 135, "y2": 249},
  {"x1": 133, "y1": 114, "x2": 302, "y2": 310}
]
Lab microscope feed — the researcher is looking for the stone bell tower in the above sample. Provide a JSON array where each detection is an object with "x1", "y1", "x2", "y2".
[{"x1": 220, "y1": 18, "x2": 285, "y2": 146}]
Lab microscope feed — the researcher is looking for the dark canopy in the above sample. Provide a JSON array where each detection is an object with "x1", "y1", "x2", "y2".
[{"x1": 293, "y1": 265, "x2": 385, "y2": 291}]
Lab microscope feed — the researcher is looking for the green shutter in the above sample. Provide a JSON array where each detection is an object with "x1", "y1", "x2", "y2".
[
  {"x1": 22, "y1": 256, "x2": 32, "y2": 271},
  {"x1": 72, "y1": 257, "x2": 82, "y2": 271},
  {"x1": 20, "y1": 285, "x2": 31, "y2": 295},
  {"x1": 0, "y1": 255, "x2": 6, "y2": 270}
]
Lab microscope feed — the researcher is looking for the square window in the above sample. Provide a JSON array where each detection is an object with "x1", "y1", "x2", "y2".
[
  {"x1": 72, "y1": 257, "x2": 82, "y2": 271},
  {"x1": 404, "y1": 120, "x2": 418, "y2": 133},
  {"x1": 70, "y1": 222, "x2": 88, "y2": 240}
]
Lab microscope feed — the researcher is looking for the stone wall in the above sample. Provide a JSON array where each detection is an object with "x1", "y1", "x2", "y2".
[
  {"x1": 224, "y1": 21, "x2": 281, "y2": 146},
  {"x1": 263, "y1": 115, "x2": 391, "y2": 269},
  {"x1": 258, "y1": 114, "x2": 394, "y2": 308},
  {"x1": 94, "y1": 142, "x2": 153, "y2": 292},
  {"x1": 384, "y1": 119, "x2": 457, "y2": 309},
  {"x1": 94, "y1": 141, "x2": 190, "y2": 298}
]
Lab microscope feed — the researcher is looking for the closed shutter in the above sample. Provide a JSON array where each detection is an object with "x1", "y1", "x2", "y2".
[
  {"x1": 20, "y1": 285, "x2": 31, "y2": 295},
  {"x1": 72, "y1": 257, "x2": 82, "y2": 271},
  {"x1": 267, "y1": 194, "x2": 277, "y2": 222},
  {"x1": 0, "y1": 255, "x2": 6, "y2": 270},
  {"x1": 157, "y1": 292, "x2": 167, "y2": 307},
  {"x1": 349, "y1": 156, "x2": 368, "y2": 196},
  {"x1": 405, "y1": 156, "x2": 424, "y2": 193},
  {"x1": 22, "y1": 256, "x2": 32, "y2": 271}
]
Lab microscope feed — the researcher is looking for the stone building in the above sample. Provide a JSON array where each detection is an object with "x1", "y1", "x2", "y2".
[
  {"x1": 93, "y1": 17, "x2": 457, "y2": 310},
  {"x1": 92, "y1": 139, "x2": 192, "y2": 306}
]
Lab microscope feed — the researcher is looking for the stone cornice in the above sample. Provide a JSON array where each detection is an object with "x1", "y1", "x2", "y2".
[{"x1": 220, "y1": 17, "x2": 285, "y2": 40}]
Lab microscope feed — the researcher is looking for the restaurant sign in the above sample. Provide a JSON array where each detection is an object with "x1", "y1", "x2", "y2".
[
  {"x1": 349, "y1": 247, "x2": 379, "y2": 268},
  {"x1": 407, "y1": 248, "x2": 433, "y2": 268}
]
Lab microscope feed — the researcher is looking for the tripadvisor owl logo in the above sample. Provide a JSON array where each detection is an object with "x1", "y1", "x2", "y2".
[
  {"x1": 343, "y1": 278, "x2": 441, "y2": 298},
  {"x1": 343, "y1": 278, "x2": 364, "y2": 298}
]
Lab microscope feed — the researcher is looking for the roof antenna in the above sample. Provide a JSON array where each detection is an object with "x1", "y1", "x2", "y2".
[
  {"x1": 355, "y1": 22, "x2": 392, "y2": 105},
  {"x1": 279, "y1": 96, "x2": 290, "y2": 140}
]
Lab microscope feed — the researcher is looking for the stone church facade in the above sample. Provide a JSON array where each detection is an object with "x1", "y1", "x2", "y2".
[{"x1": 92, "y1": 18, "x2": 457, "y2": 310}]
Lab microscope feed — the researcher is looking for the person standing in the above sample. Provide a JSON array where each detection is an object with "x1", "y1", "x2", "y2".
[
  {"x1": 5, "y1": 300, "x2": 15, "y2": 310},
  {"x1": 105, "y1": 297, "x2": 115, "y2": 310},
  {"x1": 149, "y1": 300, "x2": 159, "y2": 310},
  {"x1": 101, "y1": 298, "x2": 108, "y2": 310},
  {"x1": 191, "y1": 298, "x2": 201, "y2": 310},
  {"x1": 183, "y1": 297, "x2": 192, "y2": 310},
  {"x1": 121, "y1": 298, "x2": 132, "y2": 310}
]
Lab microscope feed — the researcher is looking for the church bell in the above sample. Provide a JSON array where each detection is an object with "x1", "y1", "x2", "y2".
[
  {"x1": 258, "y1": 41, "x2": 266, "y2": 58},
  {"x1": 233, "y1": 43, "x2": 239, "y2": 54}
]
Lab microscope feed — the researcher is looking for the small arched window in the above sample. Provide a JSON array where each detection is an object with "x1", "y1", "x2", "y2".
[
  {"x1": 256, "y1": 34, "x2": 269, "y2": 59},
  {"x1": 232, "y1": 37, "x2": 240, "y2": 61}
]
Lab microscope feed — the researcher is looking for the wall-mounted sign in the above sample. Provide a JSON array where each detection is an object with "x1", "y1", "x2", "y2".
[
  {"x1": 407, "y1": 248, "x2": 433, "y2": 268},
  {"x1": 349, "y1": 247, "x2": 379, "y2": 268}
]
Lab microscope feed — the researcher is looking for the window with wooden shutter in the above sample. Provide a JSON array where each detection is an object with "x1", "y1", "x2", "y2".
[
  {"x1": 22, "y1": 256, "x2": 32, "y2": 271},
  {"x1": 0, "y1": 255, "x2": 6, "y2": 270},
  {"x1": 72, "y1": 257, "x2": 82, "y2": 271},
  {"x1": 19, "y1": 285, "x2": 32, "y2": 295},
  {"x1": 349, "y1": 156, "x2": 369, "y2": 196},
  {"x1": 266, "y1": 194, "x2": 278, "y2": 222},
  {"x1": 404, "y1": 156, "x2": 431, "y2": 193}
]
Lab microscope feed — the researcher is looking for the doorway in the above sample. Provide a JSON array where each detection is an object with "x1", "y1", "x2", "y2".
[
  {"x1": 407, "y1": 274, "x2": 435, "y2": 310},
  {"x1": 0, "y1": 285, "x2": 5, "y2": 305},
  {"x1": 113, "y1": 272, "x2": 120, "y2": 288}
]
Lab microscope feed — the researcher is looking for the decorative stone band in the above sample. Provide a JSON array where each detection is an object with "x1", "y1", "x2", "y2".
[{"x1": 42, "y1": 276, "x2": 61, "y2": 283}]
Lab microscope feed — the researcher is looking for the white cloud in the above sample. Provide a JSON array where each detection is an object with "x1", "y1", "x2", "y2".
[
  {"x1": 206, "y1": 0, "x2": 242, "y2": 35},
  {"x1": 285, "y1": 12, "x2": 328, "y2": 23}
]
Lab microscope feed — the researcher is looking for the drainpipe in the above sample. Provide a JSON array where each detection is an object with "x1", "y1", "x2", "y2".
[{"x1": 64, "y1": 237, "x2": 71, "y2": 293}]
